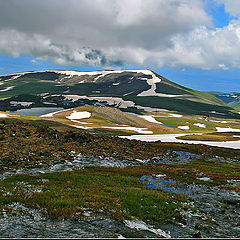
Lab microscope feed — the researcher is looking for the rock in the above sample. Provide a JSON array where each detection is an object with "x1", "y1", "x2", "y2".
[{"x1": 193, "y1": 230, "x2": 202, "y2": 238}]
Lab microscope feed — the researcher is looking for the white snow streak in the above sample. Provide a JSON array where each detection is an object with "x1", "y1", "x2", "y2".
[
  {"x1": 178, "y1": 126, "x2": 189, "y2": 130},
  {"x1": 197, "y1": 177, "x2": 211, "y2": 181},
  {"x1": 216, "y1": 127, "x2": 240, "y2": 132},
  {"x1": 63, "y1": 95, "x2": 168, "y2": 112},
  {"x1": 169, "y1": 113, "x2": 183, "y2": 118},
  {"x1": 0, "y1": 86, "x2": 14, "y2": 92},
  {"x1": 193, "y1": 123, "x2": 206, "y2": 128},
  {"x1": 120, "y1": 134, "x2": 240, "y2": 149},
  {"x1": 0, "y1": 113, "x2": 8, "y2": 118},
  {"x1": 102, "y1": 126, "x2": 153, "y2": 134},
  {"x1": 124, "y1": 219, "x2": 171, "y2": 238},
  {"x1": 69, "y1": 125, "x2": 92, "y2": 129},
  {"x1": 66, "y1": 111, "x2": 91, "y2": 120},
  {"x1": 138, "y1": 115, "x2": 163, "y2": 124}
]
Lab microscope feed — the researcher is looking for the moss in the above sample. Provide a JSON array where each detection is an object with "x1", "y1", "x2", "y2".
[
  {"x1": 0, "y1": 167, "x2": 187, "y2": 224},
  {"x1": 157, "y1": 160, "x2": 240, "y2": 185},
  {"x1": 0, "y1": 161, "x2": 238, "y2": 223},
  {"x1": 177, "y1": 133, "x2": 240, "y2": 142}
]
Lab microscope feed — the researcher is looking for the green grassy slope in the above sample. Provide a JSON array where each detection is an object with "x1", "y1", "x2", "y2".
[
  {"x1": 154, "y1": 72, "x2": 226, "y2": 106},
  {"x1": 123, "y1": 95, "x2": 240, "y2": 119},
  {"x1": 0, "y1": 70, "x2": 238, "y2": 119}
]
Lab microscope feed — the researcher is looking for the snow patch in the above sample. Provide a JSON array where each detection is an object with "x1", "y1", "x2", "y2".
[
  {"x1": 169, "y1": 113, "x2": 183, "y2": 118},
  {"x1": 138, "y1": 115, "x2": 163, "y2": 124},
  {"x1": 66, "y1": 111, "x2": 91, "y2": 120},
  {"x1": 0, "y1": 86, "x2": 14, "y2": 92},
  {"x1": 8, "y1": 75, "x2": 21, "y2": 81},
  {"x1": 42, "y1": 102, "x2": 58, "y2": 105},
  {"x1": 216, "y1": 127, "x2": 240, "y2": 132},
  {"x1": 135, "y1": 159, "x2": 148, "y2": 163},
  {"x1": 113, "y1": 82, "x2": 120, "y2": 86},
  {"x1": 0, "y1": 113, "x2": 8, "y2": 118},
  {"x1": 193, "y1": 123, "x2": 206, "y2": 128},
  {"x1": 137, "y1": 72, "x2": 162, "y2": 97},
  {"x1": 63, "y1": 95, "x2": 168, "y2": 112},
  {"x1": 102, "y1": 126, "x2": 153, "y2": 134},
  {"x1": 10, "y1": 101, "x2": 34, "y2": 107},
  {"x1": 124, "y1": 219, "x2": 171, "y2": 238},
  {"x1": 153, "y1": 174, "x2": 166, "y2": 178},
  {"x1": 156, "y1": 93, "x2": 183, "y2": 97},
  {"x1": 178, "y1": 126, "x2": 190, "y2": 130},
  {"x1": 210, "y1": 111, "x2": 225, "y2": 115},
  {"x1": 117, "y1": 234, "x2": 126, "y2": 239},
  {"x1": 197, "y1": 177, "x2": 211, "y2": 181},
  {"x1": 40, "y1": 108, "x2": 74, "y2": 117},
  {"x1": 69, "y1": 125, "x2": 92, "y2": 130},
  {"x1": 120, "y1": 134, "x2": 240, "y2": 149},
  {"x1": 123, "y1": 91, "x2": 135, "y2": 96},
  {"x1": 211, "y1": 120, "x2": 228, "y2": 123},
  {"x1": 55, "y1": 69, "x2": 157, "y2": 80}
]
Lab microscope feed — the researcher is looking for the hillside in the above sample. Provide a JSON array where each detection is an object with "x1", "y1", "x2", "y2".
[
  {"x1": 0, "y1": 72, "x2": 240, "y2": 238},
  {"x1": 0, "y1": 69, "x2": 239, "y2": 119},
  {"x1": 210, "y1": 91, "x2": 240, "y2": 108}
]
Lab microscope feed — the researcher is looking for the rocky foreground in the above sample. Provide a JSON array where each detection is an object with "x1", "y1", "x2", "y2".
[{"x1": 0, "y1": 118, "x2": 239, "y2": 238}]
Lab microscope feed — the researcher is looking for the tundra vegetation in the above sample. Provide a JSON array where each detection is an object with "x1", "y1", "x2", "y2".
[
  {"x1": 0, "y1": 70, "x2": 240, "y2": 237},
  {"x1": 0, "y1": 118, "x2": 239, "y2": 233}
]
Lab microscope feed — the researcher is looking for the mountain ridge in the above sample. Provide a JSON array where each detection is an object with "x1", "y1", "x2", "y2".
[{"x1": 0, "y1": 69, "x2": 239, "y2": 119}]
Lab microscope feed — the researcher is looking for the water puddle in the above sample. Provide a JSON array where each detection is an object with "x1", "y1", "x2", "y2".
[
  {"x1": 140, "y1": 175, "x2": 192, "y2": 196},
  {"x1": 140, "y1": 174, "x2": 240, "y2": 238},
  {"x1": 162, "y1": 124, "x2": 177, "y2": 128},
  {"x1": 151, "y1": 150, "x2": 200, "y2": 164}
]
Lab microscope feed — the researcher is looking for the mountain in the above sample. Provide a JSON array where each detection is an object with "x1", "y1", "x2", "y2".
[
  {"x1": 0, "y1": 69, "x2": 239, "y2": 119},
  {"x1": 210, "y1": 92, "x2": 240, "y2": 108}
]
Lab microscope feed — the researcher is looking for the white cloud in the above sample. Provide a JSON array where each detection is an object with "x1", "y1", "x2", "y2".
[
  {"x1": 219, "y1": 0, "x2": 240, "y2": 17},
  {"x1": 0, "y1": 0, "x2": 239, "y2": 70},
  {"x1": 167, "y1": 20, "x2": 240, "y2": 69}
]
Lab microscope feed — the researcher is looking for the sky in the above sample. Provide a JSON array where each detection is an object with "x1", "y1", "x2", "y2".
[{"x1": 0, "y1": 0, "x2": 240, "y2": 92}]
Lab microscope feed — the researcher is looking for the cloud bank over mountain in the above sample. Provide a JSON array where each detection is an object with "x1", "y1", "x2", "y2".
[{"x1": 0, "y1": 0, "x2": 240, "y2": 70}]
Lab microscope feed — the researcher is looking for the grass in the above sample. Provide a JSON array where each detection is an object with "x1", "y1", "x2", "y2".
[
  {"x1": 185, "y1": 160, "x2": 240, "y2": 184},
  {"x1": 153, "y1": 72, "x2": 225, "y2": 106},
  {"x1": 50, "y1": 105, "x2": 182, "y2": 134},
  {"x1": 0, "y1": 70, "x2": 238, "y2": 120},
  {"x1": 123, "y1": 96, "x2": 240, "y2": 119},
  {"x1": 154, "y1": 116, "x2": 240, "y2": 132},
  {"x1": 0, "y1": 117, "x2": 239, "y2": 170},
  {"x1": 0, "y1": 167, "x2": 187, "y2": 224},
  {"x1": 0, "y1": 118, "x2": 181, "y2": 171},
  {"x1": 176, "y1": 132, "x2": 240, "y2": 142},
  {"x1": 0, "y1": 115, "x2": 239, "y2": 226},
  {"x1": 0, "y1": 160, "x2": 239, "y2": 223},
  {"x1": 187, "y1": 89, "x2": 225, "y2": 106}
]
